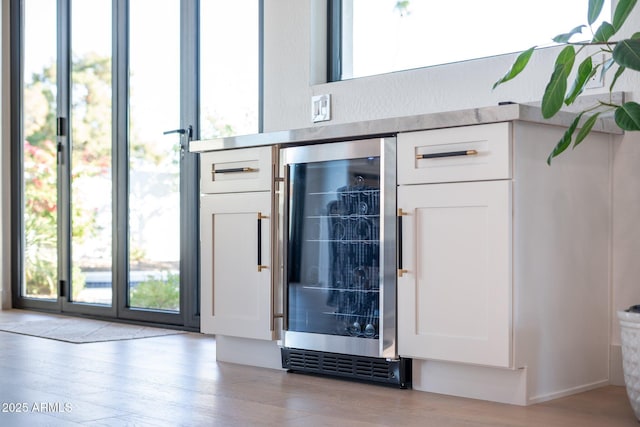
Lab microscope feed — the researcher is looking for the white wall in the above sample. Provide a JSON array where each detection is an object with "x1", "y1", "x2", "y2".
[
  {"x1": 263, "y1": 0, "x2": 640, "y2": 350},
  {"x1": 264, "y1": 1, "x2": 640, "y2": 130}
]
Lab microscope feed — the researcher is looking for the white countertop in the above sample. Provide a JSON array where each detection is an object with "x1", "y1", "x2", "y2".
[{"x1": 190, "y1": 101, "x2": 622, "y2": 153}]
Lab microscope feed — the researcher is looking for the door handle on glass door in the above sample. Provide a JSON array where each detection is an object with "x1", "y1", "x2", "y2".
[
  {"x1": 163, "y1": 126, "x2": 193, "y2": 158},
  {"x1": 163, "y1": 125, "x2": 193, "y2": 138}
]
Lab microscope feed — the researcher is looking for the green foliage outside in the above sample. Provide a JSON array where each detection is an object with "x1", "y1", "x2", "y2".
[
  {"x1": 494, "y1": 0, "x2": 640, "y2": 164},
  {"x1": 23, "y1": 62, "x2": 59, "y2": 297},
  {"x1": 25, "y1": 48, "x2": 235, "y2": 306},
  {"x1": 24, "y1": 52, "x2": 172, "y2": 300},
  {"x1": 23, "y1": 139, "x2": 57, "y2": 296},
  {"x1": 130, "y1": 272, "x2": 180, "y2": 311},
  {"x1": 24, "y1": 53, "x2": 114, "y2": 298},
  {"x1": 394, "y1": 1, "x2": 411, "y2": 16}
]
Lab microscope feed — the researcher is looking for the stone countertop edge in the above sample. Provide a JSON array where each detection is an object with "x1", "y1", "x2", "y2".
[{"x1": 189, "y1": 102, "x2": 622, "y2": 153}]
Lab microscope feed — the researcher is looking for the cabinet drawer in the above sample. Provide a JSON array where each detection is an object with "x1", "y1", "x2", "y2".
[
  {"x1": 201, "y1": 146, "x2": 273, "y2": 193},
  {"x1": 397, "y1": 122, "x2": 511, "y2": 184}
]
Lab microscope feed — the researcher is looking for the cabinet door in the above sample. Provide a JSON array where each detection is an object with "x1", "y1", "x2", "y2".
[
  {"x1": 397, "y1": 180, "x2": 512, "y2": 367},
  {"x1": 200, "y1": 192, "x2": 274, "y2": 340}
]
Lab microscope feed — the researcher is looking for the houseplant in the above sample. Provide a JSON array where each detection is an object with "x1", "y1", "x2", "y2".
[
  {"x1": 494, "y1": 0, "x2": 640, "y2": 164},
  {"x1": 619, "y1": 306, "x2": 640, "y2": 420},
  {"x1": 493, "y1": 0, "x2": 640, "y2": 419}
]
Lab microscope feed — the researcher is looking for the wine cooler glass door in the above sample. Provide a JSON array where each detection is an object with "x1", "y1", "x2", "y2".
[{"x1": 282, "y1": 138, "x2": 397, "y2": 359}]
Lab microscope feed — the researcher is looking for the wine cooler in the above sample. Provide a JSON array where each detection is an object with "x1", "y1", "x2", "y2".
[{"x1": 280, "y1": 137, "x2": 410, "y2": 387}]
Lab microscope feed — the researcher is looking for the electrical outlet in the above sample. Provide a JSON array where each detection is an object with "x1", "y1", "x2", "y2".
[{"x1": 312, "y1": 94, "x2": 331, "y2": 122}]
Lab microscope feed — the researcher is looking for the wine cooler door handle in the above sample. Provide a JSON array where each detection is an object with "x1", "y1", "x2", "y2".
[
  {"x1": 398, "y1": 208, "x2": 408, "y2": 277},
  {"x1": 416, "y1": 149, "x2": 478, "y2": 159},
  {"x1": 257, "y1": 213, "x2": 268, "y2": 272}
]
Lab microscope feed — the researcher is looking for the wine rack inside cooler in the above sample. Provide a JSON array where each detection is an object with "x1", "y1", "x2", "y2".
[{"x1": 286, "y1": 157, "x2": 382, "y2": 340}]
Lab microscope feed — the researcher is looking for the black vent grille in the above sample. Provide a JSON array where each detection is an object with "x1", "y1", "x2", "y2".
[
  {"x1": 281, "y1": 348, "x2": 411, "y2": 388},
  {"x1": 289, "y1": 351, "x2": 320, "y2": 370}
]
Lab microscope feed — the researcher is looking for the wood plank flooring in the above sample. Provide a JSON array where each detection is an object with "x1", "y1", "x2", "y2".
[{"x1": 0, "y1": 309, "x2": 638, "y2": 426}]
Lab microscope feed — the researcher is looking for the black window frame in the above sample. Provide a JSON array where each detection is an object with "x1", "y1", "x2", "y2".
[{"x1": 327, "y1": 0, "x2": 342, "y2": 82}]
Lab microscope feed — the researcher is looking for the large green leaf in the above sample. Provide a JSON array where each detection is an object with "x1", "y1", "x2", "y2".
[
  {"x1": 565, "y1": 57, "x2": 594, "y2": 105},
  {"x1": 547, "y1": 113, "x2": 583, "y2": 165},
  {"x1": 610, "y1": 65, "x2": 626, "y2": 91},
  {"x1": 493, "y1": 46, "x2": 536, "y2": 89},
  {"x1": 613, "y1": 38, "x2": 640, "y2": 71},
  {"x1": 541, "y1": 46, "x2": 575, "y2": 118},
  {"x1": 574, "y1": 113, "x2": 601, "y2": 148},
  {"x1": 615, "y1": 102, "x2": 640, "y2": 130},
  {"x1": 588, "y1": 0, "x2": 605, "y2": 25},
  {"x1": 553, "y1": 25, "x2": 585, "y2": 43},
  {"x1": 592, "y1": 21, "x2": 615, "y2": 42},
  {"x1": 613, "y1": 0, "x2": 637, "y2": 30}
]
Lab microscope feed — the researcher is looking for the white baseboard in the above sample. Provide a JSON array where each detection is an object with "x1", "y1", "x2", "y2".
[
  {"x1": 412, "y1": 357, "x2": 616, "y2": 406},
  {"x1": 412, "y1": 359, "x2": 528, "y2": 405},
  {"x1": 211, "y1": 338, "x2": 627, "y2": 401},
  {"x1": 528, "y1": 379, "x2": 610, "y2": 404},
  {"x1": 215, "y1": 335, "x2": 283, "y2": 370}
]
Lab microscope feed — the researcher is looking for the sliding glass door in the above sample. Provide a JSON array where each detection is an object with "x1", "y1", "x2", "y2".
[
  {"x1": 12, "y1": 0, "x2": 200, "y2": 327},
  {"x1": 20, "y1": 0, "x2": 58, "y2": 304},
  {"x1": 68, "y1": 0, "x2": 113, "y2": 307},
  {"x1": 13, "y1": 0, "x2": 261, "y2": 328},
  {"x1": 127, "y1": 0, "x2": 181, "y2": 313}
]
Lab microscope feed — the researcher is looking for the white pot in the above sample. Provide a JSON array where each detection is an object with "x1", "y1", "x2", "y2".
[{"x1": 618, "y1": 309, "x2": 640, "y2": 420}]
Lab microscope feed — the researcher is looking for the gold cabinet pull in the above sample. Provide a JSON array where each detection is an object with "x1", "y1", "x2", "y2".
[
  {"x1": 398, "y1": 209, "x2": 408, "y2": 278},
  {"x1": 213, "y1": 166, "x2": 258, "y2": 173},
  {"x1": 416, "y1": 149, "x2": 478, "y2": 159},
  {"x1": 257, "y1": 212, "x2": 268, "y2": 272},
  {"x1": 211, "y1": 166, "x2": 258, "y2": 180}
]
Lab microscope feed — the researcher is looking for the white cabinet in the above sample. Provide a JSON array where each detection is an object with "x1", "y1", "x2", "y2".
[
  {"x1": 199, "y1": 146, "x2": 278, "y2": 341},
  {"x1": 396, "y1": 121, "x2": 611, "y2": 405},
  {"x1": 200, "y1": 192, "x2": 274, "y2": 340},
  {"x1": 192, "y1": 115, "x2": 612, "y2": 402},
  {"x1": 397, "y1": 180, "x2": 512, "y2": 367},
  {"x1": 397, "y1": 122, "x2": 513, "y2": 367}
]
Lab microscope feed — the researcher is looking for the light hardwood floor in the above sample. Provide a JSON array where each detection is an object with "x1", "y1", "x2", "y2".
[{"x1": 0, "y1": 309, "x2": 637, "y2": 426}]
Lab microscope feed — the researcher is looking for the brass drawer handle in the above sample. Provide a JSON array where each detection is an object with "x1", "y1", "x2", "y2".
[
  {"x1": 211, "y1": 166, "x2": 258, "y2": 180},
  {"x1": 416, "y1": 149, "x2": 478, "y2": 159},
  {"x1": 214, "y1": 166, "x2": 258, "y2": 173},
  {"x1": 257, "y1": 213, "x2": 268, "y2": 272},
  {"x1": 398, "y1": 209, "x2": 409, "y2": 278}
]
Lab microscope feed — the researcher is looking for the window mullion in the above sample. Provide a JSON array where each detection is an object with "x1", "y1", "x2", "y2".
[
  {"x1": 114, "y1": 0, "x2": 129, "y2": 315},
  {"x1": 57, "y1": 0, "x2": 71, "y2": 303}
]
